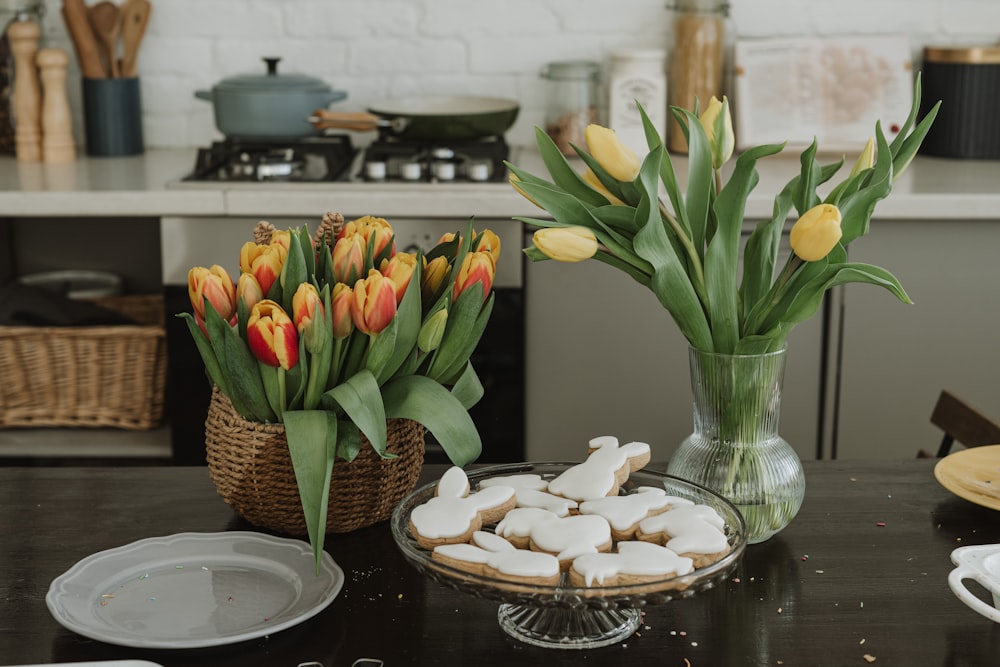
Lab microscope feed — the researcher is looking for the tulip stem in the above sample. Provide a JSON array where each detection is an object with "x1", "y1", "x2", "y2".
[
  {"x1": 659, "y1": 199, "x2": 709, "y2": 309},
  {"x1": 745, "y1": 254, "x2": 803, "y2": 335}
]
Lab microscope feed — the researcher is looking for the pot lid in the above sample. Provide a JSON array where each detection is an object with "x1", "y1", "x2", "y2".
[{"x1": 215, "y1": 57, "x2": 332, "y2": 93}]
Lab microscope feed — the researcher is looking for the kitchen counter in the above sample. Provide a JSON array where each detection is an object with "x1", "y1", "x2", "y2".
[{"x1": 1, "y1": 148, "x2": 1000, "y2": 220}]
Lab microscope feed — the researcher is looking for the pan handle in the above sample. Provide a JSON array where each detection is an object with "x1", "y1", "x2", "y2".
[{"x1": 308, "y1": 110, "x2": 408, "y2": 133}]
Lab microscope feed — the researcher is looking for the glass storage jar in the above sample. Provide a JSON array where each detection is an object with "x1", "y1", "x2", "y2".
[
  {"x1": 540, "y1": 60, "x2": 600, "y2": 156},
  {"x1": 608, "y1": 49, "x2": 667, "y2": 157},
  {"x1": 666, "y1": 0, "x2": 730, "y2": 154}
]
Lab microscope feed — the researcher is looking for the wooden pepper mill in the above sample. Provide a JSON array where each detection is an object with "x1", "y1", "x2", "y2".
[
  {"x1": 8, "y1": 19, "x2": 42, "y2": 162},
  {"x1": 37, "y1": 48, "x2": 77, "y2": 163}
]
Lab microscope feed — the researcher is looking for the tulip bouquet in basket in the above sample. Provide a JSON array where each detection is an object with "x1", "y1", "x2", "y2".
[
  {"x1": 507, "y1": 76, "x2": 939, "y2": 539},
  {"x1": 182, "y1": 214, "x2": 499, "y2": 564}
]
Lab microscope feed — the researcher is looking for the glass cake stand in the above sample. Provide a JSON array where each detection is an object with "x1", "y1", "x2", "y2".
[{"x1": 390, "y1": 462, "x2": 748, "y2": 650}]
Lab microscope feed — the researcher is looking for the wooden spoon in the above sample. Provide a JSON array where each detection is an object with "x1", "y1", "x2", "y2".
[
  {"x1": 88, "y1": 1, "x2": 121, "y2": 78},
  {"x1": 120, "y1": 0, "x2": 151, "y2": 78}
]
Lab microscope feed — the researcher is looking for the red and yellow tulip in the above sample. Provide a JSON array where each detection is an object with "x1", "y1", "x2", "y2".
[
  {"x1": 240, "y1": 241, "x2": 287, "y2": 296},
  {"x1": 337, "y1": 215, "x2": 395, "y2": 258},
  {"x1": 246, "y1": 300, "x2": 299, "y2": 370},
  {"x1": 380, "y1": 252, "x2": 417, "y2": 305},
  {"x1": 352, "y1": 269, "x2": 398, "y2": 335},
  {"x1": 236, "y1": 272, "x2": 264, "y2": 311},
  {"x1": 453, "y1": 250, "x2": 496, "y2": 302},
  {"x1": 187, "y1": 265, "x2": 237, "y2": 324},
  {"x1": 474, "y1": 229, "x2": 502, "y2": 265},
  {"x1": 331, "y1": 282, "x2": 354, "y2": 340},
  {"x1": 331, "y1": 234, "x2": 365, "y2": 285}
]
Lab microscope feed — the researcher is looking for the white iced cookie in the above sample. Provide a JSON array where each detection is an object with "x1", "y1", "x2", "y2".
[
  {"x1": 432, "y1": 531, "x2": 560, "y2": 586},
  {"x1": 479, "y1": 474, "x2": 577, "y2": 515},
  {"x1": 569, "y1": 540, "x2": 695, "y2": 589},
  {"x1": 635, "y1": 504, "x2": 730, "y2": 569},
  {"x1": 546, "y1": 436, "x2": 652, "y2": 501},
  {"x1": 495, "y1": 507, "x2": 560, "y2": 549},
  {"x1": 409, "y1": 466, "x2": 516, "y2": 549},
  {"x1": 578, "y1": 487, "x2": 676, "y2": 541},
  {"x1": 527, "y1": 513, "x2": 613, "y2": 570}
]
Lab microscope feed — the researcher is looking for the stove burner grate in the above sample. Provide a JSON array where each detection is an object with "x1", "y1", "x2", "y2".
[{"x1": 184, "y1": 135, "x2": 357, "y2": 182}]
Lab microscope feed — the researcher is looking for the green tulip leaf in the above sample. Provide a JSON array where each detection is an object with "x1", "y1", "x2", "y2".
[
  {"x1": 284, "y1": 408, "x2": 337, "y2": 573},
  {"x1": 450, "y1": 361, "x2": 485, "y2": 410},
  {"x1": 177, "y1": 313, "x2": 228, "y2": 396},
  {"x1": 526, "y1": 127, "x2": 610, "y2": 207},
  {"x1": 325, "y1": 369, "x2": 389, "y2": 457},
  {"x1": 383, "y1": 374, "x2": 482, "y2": 466},
  {"x1": 205, "y1": 304, "x2": 275, "y2": 422},
  {"x1": 280, "y1": 230, "x2": 310, "y2": 315},
  {"x1": 676, "y1": 109, "x2": 714, "y2": 253},
  {"x1": 374, "y1": 262, "x2": 422, "y2": 384}
]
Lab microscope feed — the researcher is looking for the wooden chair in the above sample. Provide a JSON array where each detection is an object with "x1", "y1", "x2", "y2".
[{"x1": 921, "y1": 390, "x2": 1000, "y2": 458}]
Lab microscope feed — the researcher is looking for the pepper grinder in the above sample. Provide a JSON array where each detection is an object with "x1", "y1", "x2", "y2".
[
  {"x1": 37, "y1": 48, "x2": 77, "y2": 163},
  {"x1": 8, "y1": 19, "x2": 42, "y2": 162}
]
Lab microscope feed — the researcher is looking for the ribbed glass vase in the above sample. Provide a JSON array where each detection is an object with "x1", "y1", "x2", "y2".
[{"x1": 666, "y1": 346, "x2": 805, "y2": 543}]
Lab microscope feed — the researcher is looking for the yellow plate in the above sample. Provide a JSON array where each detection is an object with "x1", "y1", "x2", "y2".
[{"x1": 935, "y1": 445, "x2": 1000, "y2": 511}]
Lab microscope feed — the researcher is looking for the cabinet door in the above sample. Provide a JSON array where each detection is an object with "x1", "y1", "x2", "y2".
[
  {"x1": 835, "y1": 220, "x2": 1000, "y2": 459},
  {"x1": 524, "y1": 244, "x2": 826, "y2": 463}
]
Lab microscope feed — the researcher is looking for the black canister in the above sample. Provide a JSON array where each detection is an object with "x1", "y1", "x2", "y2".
[
  {"x1": 82, "y1": 76, "x2": 145, "y2": 156},
  {"x1": 919, "y1": 46, "x2": 1000, "y2": 159}
]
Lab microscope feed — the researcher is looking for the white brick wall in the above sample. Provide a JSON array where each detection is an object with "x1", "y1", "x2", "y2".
[{"x1": 36, "y1": 0, "x2": 1000, "y2": 149}]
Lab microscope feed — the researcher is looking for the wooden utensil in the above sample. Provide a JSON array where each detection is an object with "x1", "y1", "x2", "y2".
[
  {"x1": 88, "y1": 1, "x2": 121, "y2": 78},
  {"x1": 120, "y1": 0, "x2": 151, "y2": 78},
  {"x1": 61, "y1": 0, "x2": 106, "y2": 79},
  {"x1": 8, "y1": 19, "x2": 42, "y2": 161},
  {"x1": 37, "y1": 48, "x2": 77, "y2": 163}
]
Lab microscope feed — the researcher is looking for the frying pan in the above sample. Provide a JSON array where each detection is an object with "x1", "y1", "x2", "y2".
[{"x1": 309, "y1": 96, "x2": 519, "y2": 141}]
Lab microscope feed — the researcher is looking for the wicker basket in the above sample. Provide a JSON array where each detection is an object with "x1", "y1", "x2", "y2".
[
  {"x1": 0, "y1": 294, "x2": 167, "y2": 430},
  {"x1": 204, "y1": 387, "x2": 426, "y2": 536}
]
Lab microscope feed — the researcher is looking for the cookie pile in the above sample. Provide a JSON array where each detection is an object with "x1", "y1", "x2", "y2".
[{"x1": 407, "y1": 436, "x2": 732, "y2": 591}]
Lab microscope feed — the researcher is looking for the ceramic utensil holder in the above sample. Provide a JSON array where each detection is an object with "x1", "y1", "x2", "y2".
[{"x1": 82, "y1": 76, "x2": 144, "y2": 156}]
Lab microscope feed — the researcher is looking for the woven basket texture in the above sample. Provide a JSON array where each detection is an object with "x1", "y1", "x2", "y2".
[
  {"x1": 204, "y1": 387, "x2": 426, "y2": 536},
  {"x1": 0, "y1": 294, "x2": 167, "y2": 429}
]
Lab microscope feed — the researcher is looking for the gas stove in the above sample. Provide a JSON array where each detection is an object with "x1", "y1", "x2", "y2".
[{"x1": 181, "y1": 133, "x2": 510, "y2": 184}]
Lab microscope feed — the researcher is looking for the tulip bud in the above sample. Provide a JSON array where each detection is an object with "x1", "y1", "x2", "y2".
[
  {"x1": 790, "y1": 204, "x2": 843, "y2": 262},
  {"x1": 509, "y1": 173, "x2": 542, "y2": 208},
  {"x1": 421, "y1": 255, "x2": 450, "y2": 302},
  {"x1": 188, "y1": 265, "x2": 237, "y2": 323},
  {"x1": 380, "y1": 252, "x2": 418, "y2": 305},
  {"x1": 240, "y1": 241, "x2": 287, "y2": 295},
  {"x1": 292, "y1": 283, "x2": 325, "y2": 354},
  {"x1": 269, "y1": 229, "x2": 292, "y2": 252},
  {"x1": 452, "y1": 251, "x2": 496, "y2": 303},
  {"x1": 417, "y1": 309, "x2": 448, "y2": 353},
  {"x1": 246, "y1": 300, "x2": 299, "y2": 370},
  {"x1": 338, "y1": 215, "x2": 395, "y2": 258},
  {"x1": 584, "y1": 124, "x2": 641, "y2": 182},
  {"x1": 437, "y1": 231, "x2": 459, "y2": 245},
  {"x1": 850, "y1": 137, "x2": 875, "y2": 177},
  {"x1": 352, "y1": 269, "x2": 398, "y2": 335},
  {"x1": 236, "y1": 272, "x2": 264, "y2": 311},
  {"x1": 331, "y1": 234, "x2": 365, "y2": 285},
  {"x1": 582, "y1": 168, "x2": 625, "y2": 205},
  {"x1": 331, "y1": 282, "x2": 354, "y2": 339},
  {"x1": 474, "y1": 229, "x2": 502, "y2": 265},
  {"x1": 532, "y1": 226, "x2": 599, "y2": 263},
  {"x1": 699, "y1": 96, "x2": 735, "y2": 169}
]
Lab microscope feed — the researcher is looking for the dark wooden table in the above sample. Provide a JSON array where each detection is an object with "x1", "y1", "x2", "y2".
[{"x1": 2, "y1": 459, "x2": 1000, "y2": 666}]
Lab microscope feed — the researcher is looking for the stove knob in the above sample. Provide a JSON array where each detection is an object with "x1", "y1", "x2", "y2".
[
  {"x1": 433, "y1": 161, "x2": 456, "y2": 181},
  {"x1": 365, "y1": 161, "x2": 387, "y2": 181},
  {"x1": 401, "y1": 162, "x2": 423, "y2": 181},
  {"x1": 468, "y1": 161, "x2": 491, "y2": 182}
]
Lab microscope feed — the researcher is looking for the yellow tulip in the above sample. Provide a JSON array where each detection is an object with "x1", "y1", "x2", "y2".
[
  {"x1": 584, "y1": 124, "x2": 641, "y2": 182},
  {"x1": 850, "y1": 137, "x2": 875, "y2": 177},
  {"x1": 474, "y1": 229, "x2": 502, "y2": 265},
  {"x1": 698, "y1": 96, "x2": 734, "y2": 169},
  {"x1": 532, "y1": 226, "x2": 598, "y2": 263},
  {"x1": 789, "y1": 204, "x2": 843, "y2": 262},
  {"x1": 582, "y1": 168, "x2": 625, "y2": 205},
  {"x1": 421, "y1": 255, "x2": 450, "y2": 302}
]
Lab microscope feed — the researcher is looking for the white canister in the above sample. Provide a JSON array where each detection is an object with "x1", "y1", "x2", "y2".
[{"x1": 607, "y1": 49, "x2": 667, "y2": 157}]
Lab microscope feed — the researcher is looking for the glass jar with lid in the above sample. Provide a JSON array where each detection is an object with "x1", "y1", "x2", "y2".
[
  {"x1": 540, "y1": 60, "x2": 601, "y2": 156},
  {"x1": 666, "y1": 0, "x2": 731, "y2": 153}
]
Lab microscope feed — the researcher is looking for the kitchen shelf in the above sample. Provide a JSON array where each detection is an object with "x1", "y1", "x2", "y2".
[{"x1": 0, "y1": 426, "x2": 172, "y2": 465}]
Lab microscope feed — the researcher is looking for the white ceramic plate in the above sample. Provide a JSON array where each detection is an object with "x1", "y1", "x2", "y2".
[
  {"x1": 949, "y1": 544, "x2": 1000, "y2": 623},
  {"x1": 934, "y1": 445, "x2": 1000, "y2": 511},
  {"x1": 45, "y1": 532, "x2": 344, "y2": 649}
]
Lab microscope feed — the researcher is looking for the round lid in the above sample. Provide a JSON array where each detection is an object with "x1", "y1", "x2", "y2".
[
  {"x1": 540, "y1": 60, "x2": 601, "y2": 81},
  {"x1": 214, "y1": 57, "x2": 332, "y2": 93}
]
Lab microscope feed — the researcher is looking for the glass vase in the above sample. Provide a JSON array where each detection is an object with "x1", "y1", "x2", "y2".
[{"x1": 666, "y1": 346, "x2": 805, "y2": 543}]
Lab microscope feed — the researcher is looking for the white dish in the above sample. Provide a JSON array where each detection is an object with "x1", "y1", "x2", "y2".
[
  {"x1": 46, "y1": 532, "x2": 343, "y2": 649},
  {"x1": 949, "y1": 544, "x2": 1000, "y2": 623}
]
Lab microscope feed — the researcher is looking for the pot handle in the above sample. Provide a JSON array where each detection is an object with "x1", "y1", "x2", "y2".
[
  {"x1": 194, "y1": 90, "x2": 213, "y2": 102},
  {"x1": 308, "y1": 109, "x2": 395, "y2": 133}
]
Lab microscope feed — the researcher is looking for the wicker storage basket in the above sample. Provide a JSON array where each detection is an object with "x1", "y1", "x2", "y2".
[
  {"x1": 205, "y1": 387, "x2": 426, "y2": 536},
  {"x1": 0, "y1": 294, "x2": 167, "y2": 429}
]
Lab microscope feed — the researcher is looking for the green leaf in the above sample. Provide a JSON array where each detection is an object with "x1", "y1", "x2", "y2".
[
  {"x1": 178, "y1": 313, "x2": 228, "y2": 395},
  {"x1": 374, "y1": 262, "x2": 422, "y2": 384},
  {"x1": 280, "y1": 228, "x2": 310, "y2": 314},
  {"x1": 839, "y1": 126, "x2": 893, "y2": 245},
  {"x1": 450, "y1": 361, "x2": 485, "y2": 410},
  {"x1": 676, "y1": 109, "x2": 714, "y2": 254},
  {"x1": 524, "y1": 127, "x2": 609, "y2": 206},
  {"x1": 325, "y1": 369, "x2": 389, "y2": 457},
  {"x1": 206, "y1": 305, "x2": 275, "y2": 422},
  {"x1": 364, "y1": 317, "x2": 398, "y2": 383},
  {"x1": 792, "y1": 139, "x2": 821, "y2": 214},
  {"x1": 428, "y1": 287, "x2": 494, "y2": 383},
  {"x1": 891, "y1": 100, "x2": 940, "y2": 182},
  {"x1": 740, "y1": 175, "x2": 796, "y2": 317},
  {"x1": 383, "y1": 374, "x2": 482, "y2": 466},
  {"x1": 284, "y1": 409, "x2": 337, "y2": 572}
]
